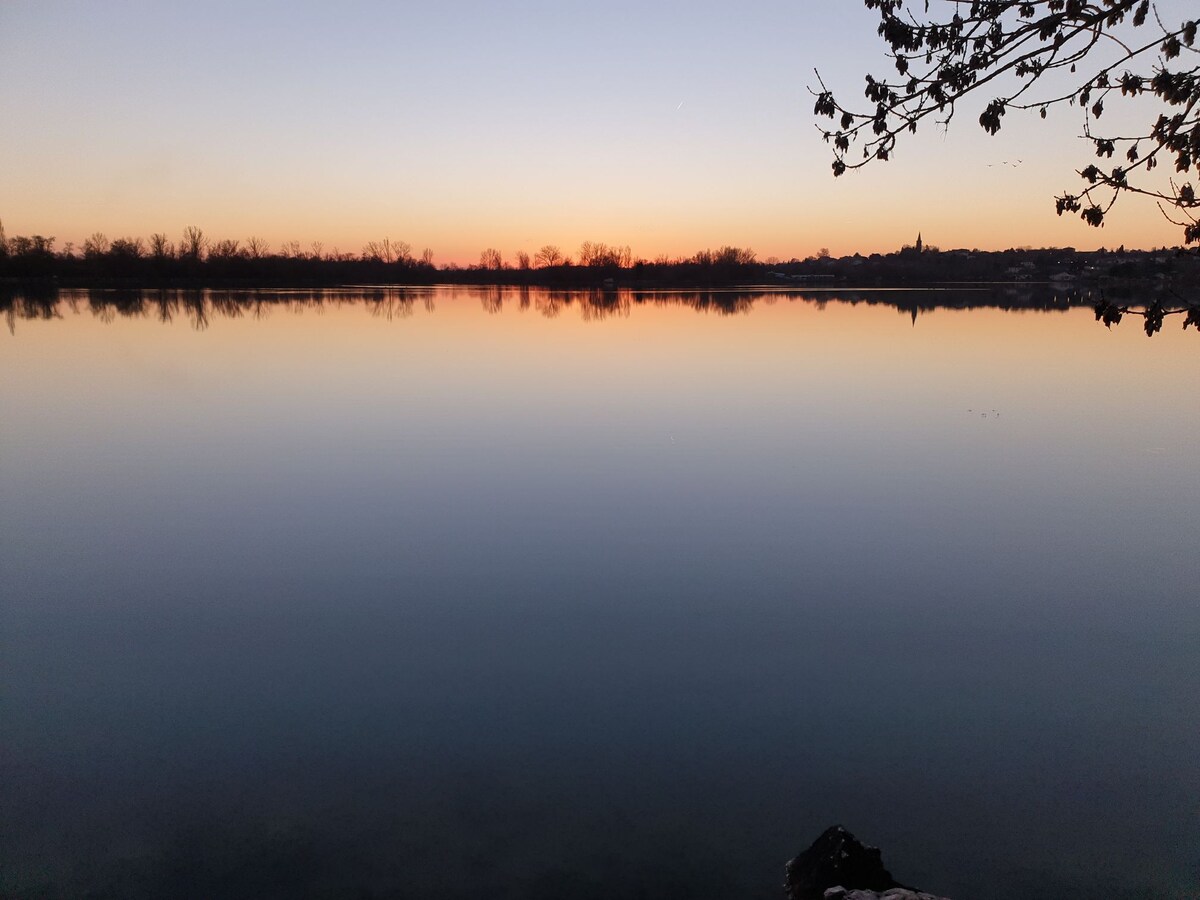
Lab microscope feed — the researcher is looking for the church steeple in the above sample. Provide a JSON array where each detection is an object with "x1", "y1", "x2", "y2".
[{"x1": 915, "y1": 232, "x2": 923, "y2": 254}]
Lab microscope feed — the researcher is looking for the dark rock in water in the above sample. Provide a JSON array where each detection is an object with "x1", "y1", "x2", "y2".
[{"x1": 784, "y1": 825, "x2": 904, "y2": 900}]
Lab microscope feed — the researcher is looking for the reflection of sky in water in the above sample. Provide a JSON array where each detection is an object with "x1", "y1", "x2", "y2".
[{"x1": 2, "y1": 290, "x2": 1198, "y2": 899}]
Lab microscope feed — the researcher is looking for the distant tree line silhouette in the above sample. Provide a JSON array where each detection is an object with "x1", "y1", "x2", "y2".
[
  {"x1": 0, "y1": 221, "x2": 765, "y2": 288},
  {"x1": 1, "y1": 220, "x2": 1195, "y2": 333}
]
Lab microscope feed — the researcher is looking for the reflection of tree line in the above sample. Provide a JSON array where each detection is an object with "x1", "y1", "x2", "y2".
[{"x1": 1, "y1": 284, "x2": 1113, "y2": 333}]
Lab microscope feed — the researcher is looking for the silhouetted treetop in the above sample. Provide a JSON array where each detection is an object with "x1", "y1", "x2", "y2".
[
  {"x1": 535, "y1": 245, "x2": 566, "y2": 268},
  {"x1": 816, "y1": 1, "x2": 1200, "y2": 239},
  {"x1": 479, "y1": 247, "x2": 504, "y2": 270},
  {"x1": 577, "y1": 241, "x2": 632, "y2": 268}
]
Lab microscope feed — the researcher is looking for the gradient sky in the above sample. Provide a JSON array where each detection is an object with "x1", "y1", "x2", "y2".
[{"x1": 0, "y1": 1, "x2": 1186, "y2": 263}]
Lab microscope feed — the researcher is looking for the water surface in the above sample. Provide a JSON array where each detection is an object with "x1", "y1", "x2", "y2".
[{"x1": 2, "y1": 287, "x2": 1197, "y2": 899}]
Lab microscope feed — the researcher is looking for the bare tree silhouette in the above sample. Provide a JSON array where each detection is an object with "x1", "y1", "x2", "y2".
[
  {"x1": 535, "y1": 245, "x2": 565, "y2": 268},
  {"x1": 180, "y1": 226, "x2": 206, "y2": 261}
]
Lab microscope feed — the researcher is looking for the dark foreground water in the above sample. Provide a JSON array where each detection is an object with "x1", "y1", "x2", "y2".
[{"x1": 2, "y1": 288, "x2": 1197, "y2": 899}]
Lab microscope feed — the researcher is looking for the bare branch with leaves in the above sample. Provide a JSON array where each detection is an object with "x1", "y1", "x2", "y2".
[{"x1": 815, "y1": 1, "x2": 1200, "y2": 238}]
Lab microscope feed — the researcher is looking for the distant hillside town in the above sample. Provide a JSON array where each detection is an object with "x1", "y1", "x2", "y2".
[{"x1": 767, "y1": 234, "x2": 1198, "y2": 290}]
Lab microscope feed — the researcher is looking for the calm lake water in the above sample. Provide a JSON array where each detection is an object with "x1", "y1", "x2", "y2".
[{"x1": 1, "y1": 287, "x2": 1197, "y2": 899}]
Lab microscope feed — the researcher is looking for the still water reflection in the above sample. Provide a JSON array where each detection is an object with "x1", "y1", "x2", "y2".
[{"x1": 1, "y1": 288, "x2": 1197, "y2": 899}]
